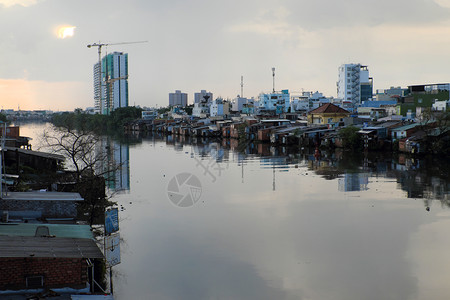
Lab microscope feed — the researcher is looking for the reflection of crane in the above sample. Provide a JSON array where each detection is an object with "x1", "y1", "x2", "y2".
[{"x1": 87, "y1": 41, "x2": 148, "y2": 114}]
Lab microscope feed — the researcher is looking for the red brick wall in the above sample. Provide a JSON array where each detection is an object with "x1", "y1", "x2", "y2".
[
  {"x1": 0, "y1": 258, "x2": 88, "y2": 290},
  {"x1": 0, "y1": 126, "x2": 20, "y2": 139}
]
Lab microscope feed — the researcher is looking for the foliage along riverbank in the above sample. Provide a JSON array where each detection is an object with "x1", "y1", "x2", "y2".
[{"x1": 51, "y1": 106, "x2": 142, "y2": 136}]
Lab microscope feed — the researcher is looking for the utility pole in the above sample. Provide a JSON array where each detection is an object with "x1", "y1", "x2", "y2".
[
  {"x1": 272, "y1": 67, "x2": 276, "y2": 93},
  {"x1": 241, "y1": 75, "x2": 244, "y2": 98}
]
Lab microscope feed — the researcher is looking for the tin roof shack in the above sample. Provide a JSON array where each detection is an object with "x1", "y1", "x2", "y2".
[
  {"x1": 4, "y1": 147, "x2": 65, "y2": 173},
  {"x1": 358, "y1": 127, "x2": 388, "y2": 150},
  {"x1": 0, "y1": 126, "x2": 31, "y2": 149},
  {"x1": 230, "y1": 122, "x2": 245, "y2": 139},
  {"x1": 390, "y1": 123, "x2": 421, "y2": 140},
  {"x1": 0, "y1": 236, "x2": 103, "y2": 292},
  {"x1": 270, "y1": 126, "x2": 305, "y2": 145},
  {"x1": 0, "y1": 192, "x2": 84, "y2": 221},
  {"x1": 257, "y1": 124, "x2": 290, "y2": 142},
  {"x1": 0, "y1": 223, "x2": 93, "y2": 239}
]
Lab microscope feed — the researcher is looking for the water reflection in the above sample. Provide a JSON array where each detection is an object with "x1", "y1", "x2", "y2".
[
  {"x1": 17, "y1": 124, "x2": 450, "y2": 299},
  {"x1": 100, "y1": 138, "x2": 131, "y2": 193},
  {"x1": 106, "y1": 133, "x2": 450, "y2": 299},
  {"x1": 138, "y1": 133, "x2": 449, "y2": 206}
]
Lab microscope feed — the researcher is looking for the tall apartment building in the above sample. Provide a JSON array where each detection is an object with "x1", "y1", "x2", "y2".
[
  {"x1": 93, "y1": 52, "x2": 128, "y2": 115},
  {"x1": 194, "y1": 90, "x2": 213, "y2": 104},
  {"x1": 337, "y1": 64, "x2": 373, "y2": 105},
  {"x1": 169, "y1": 90, "x2": 188, "y2": 107}
]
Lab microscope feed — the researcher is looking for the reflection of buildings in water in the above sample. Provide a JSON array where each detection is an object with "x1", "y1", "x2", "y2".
[
  {"x1": 190, "y1": 142, "x2": 229, "y2": 163},
  {"x1": 100, "y1": 138, "x2": 130, "y2": 192},
  {"x1": 112, "y1": 142, "x2": 130, "y2": 192},
  {"x1": 338, "y1": 173, "x2": 369, "y2": 192}
]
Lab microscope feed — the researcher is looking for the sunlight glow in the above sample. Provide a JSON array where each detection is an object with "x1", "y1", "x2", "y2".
[
  {"x1": 0, "y1": 0, "x2": 38, "y2": 7},
  {"x1": 57, "y1": 26, "x2": 76, "y2": 39},
  {"x1": 434, "y1": 0, "x2": 450, "y2": 8}
]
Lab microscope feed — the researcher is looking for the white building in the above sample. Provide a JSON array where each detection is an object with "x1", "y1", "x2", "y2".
[
  {"x1": 210, "y1": 99, "x2": 224, "y2": 117},
  {"x1": 337, "y1": 63, "x2": 373, "y2": 105},
  {"x1": 169, "y1": 90, "x2": 188, "y2": 107},
  {"x1": 194, "y1": 90, "x2": 213, "y2": 104},
  {"x1": 258, "y1": 90, "x2": 290, "y2": 114},
  {"x1": 290, "y1": 93, "x2": 310, "y2": 112},
  {"x1": 231, "y1": 96, "x2": 250, "y2": 112},
  {"x1": 432, "y1": 100, "x2": 449, "y2": 111},
  {"x1": 142, "y1": 109, "x2": 158, "y2": 120},
  {"x1": 192, "y1": 101, "x2": 209, "y2": 118}
]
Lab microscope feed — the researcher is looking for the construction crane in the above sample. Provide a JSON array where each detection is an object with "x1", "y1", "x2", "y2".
[
  {"x1": 105, "y1": 75, "x2": 129, "y2": 115},
  {"x1": 87, "y1": 41, "x2": 147, "y2": 114}
]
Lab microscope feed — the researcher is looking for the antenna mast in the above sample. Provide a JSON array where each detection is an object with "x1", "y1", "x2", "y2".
[
  {"x1": 240, "y1": 76, "x2": 244, "y2": 98},
  {"x1": 272, "y1": 67, "x2": 275, "y2": 93}
]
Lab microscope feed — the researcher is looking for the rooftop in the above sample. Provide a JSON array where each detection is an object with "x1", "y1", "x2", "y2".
[
  {"x1": 4, "y1": 146, "x2": 65, "y2": 161},
  {"x1": 1, "y1": 192, "x2": 84, "y2": 202},
  {"x1": 0, "y1": 223, "x2": 93, "y2": 239},
  {"x1": 0, "y1": 236, "x2": 103, "y2": 258},
  {"x1": 309, "y1": 103, "x2": 350, "y2": 114},
  {"x1": 390, "y1": 123, "x2": 421, "y2": 131}
]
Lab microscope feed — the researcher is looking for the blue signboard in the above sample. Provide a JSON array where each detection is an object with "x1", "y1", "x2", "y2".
[{"x1": 105, "y1": 208, "x2": 119, "y2": 235}]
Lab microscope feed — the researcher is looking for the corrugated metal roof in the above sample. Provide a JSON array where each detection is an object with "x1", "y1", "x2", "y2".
[
  {"x1": 4, "y1": 146, "x2": 65, "y2": 161},
  {"x1": 390, "y1": 123, "x2": 420, "y2": 131},
  {"x1": 71, "y1": 295, "x2": 114, "y2": 300},
  {"x1": 0, "y1": 223, "x2": 93, "y2": 239},
  {"x1": 0, "y1": 236, "x2": 103, "y2": 258},
  {"x1": 1, "y1": 192, "x2": 84, "y2": 201}
]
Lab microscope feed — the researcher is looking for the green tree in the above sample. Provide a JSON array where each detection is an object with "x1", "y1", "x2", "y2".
[
  {"x1": 108, "y1": 106, "x2": 142, "y2": 129},
  {"x1": 184, "y1": 104, "x2": 194, "y2": 115},
  {"x1": 338, "y1": 126, "x2": 363, "y2": 150},
  {"x1": 0, "y1": 113, "x2": 8, "y2": 123}
]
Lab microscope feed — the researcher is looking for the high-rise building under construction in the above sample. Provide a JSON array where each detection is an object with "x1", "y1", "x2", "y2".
[{"x1": 93, "y1": 51, "x2": 128, "y2": 114}]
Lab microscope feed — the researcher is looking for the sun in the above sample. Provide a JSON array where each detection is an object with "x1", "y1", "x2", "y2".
[{"x1": 57, "y1": 26, "x2": 76, "y2": 39}]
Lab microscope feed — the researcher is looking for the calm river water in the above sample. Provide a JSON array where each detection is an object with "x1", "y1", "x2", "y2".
[{"x1": 22, "y1": 123, "x2": 450, "y2": 300}]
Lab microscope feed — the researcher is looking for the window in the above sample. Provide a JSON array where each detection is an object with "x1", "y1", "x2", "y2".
[{"x1": 26, "y1": 276, "x2": 44, "y2": 288}]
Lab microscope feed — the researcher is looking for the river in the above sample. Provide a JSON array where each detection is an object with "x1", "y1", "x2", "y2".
[{"x1": 21, "y1": 123, "x2": 450, "y2": 300}]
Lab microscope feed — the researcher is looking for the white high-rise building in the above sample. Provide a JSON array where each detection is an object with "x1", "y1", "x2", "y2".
[
  {"x1": 93, "y1": 52, "x2": 129, "y2": 115},
  {"x1": 337, "y1": 63, "x2": 373, "y2": 105}
]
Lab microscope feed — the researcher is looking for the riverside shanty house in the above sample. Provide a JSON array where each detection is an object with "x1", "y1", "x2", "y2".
[
  {"x1": 0, "y1": 191, "x2": 84, "y2": 221},
  {"x1": 0, "y1": 191, "x2": 105, "y2": 296},
  {"x1": 0, "y1": 236, "x2": 103, "y2": 292},
  {"x1": 4, "y1": 147, "x2": 65, "y2": 173},
  {"x1": 0, "y1": 125, "x2": 31, "y2": 149},
  {"x1": 307, "y1": 103, "x2": 350, "y2": 126}
]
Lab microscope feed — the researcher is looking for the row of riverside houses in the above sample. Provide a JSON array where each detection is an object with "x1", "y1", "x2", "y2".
[
  {"x1": 127, "y1": 83, "x2": 449, "y2": 154},
  {"x1": 0, "y1": 127, "x2": 111, "y2": 299}
]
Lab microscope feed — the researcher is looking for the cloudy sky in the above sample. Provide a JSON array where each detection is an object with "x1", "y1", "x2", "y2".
[{"x1": 1, "y1": 0, "x2": 450, "y2": 111}]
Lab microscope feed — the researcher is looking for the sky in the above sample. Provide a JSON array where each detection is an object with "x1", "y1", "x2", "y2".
[{"x1": 1, "y1": 0, "x2": 450, "y2": 111}]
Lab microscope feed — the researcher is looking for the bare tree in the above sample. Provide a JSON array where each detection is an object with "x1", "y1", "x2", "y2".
[
  {"x1": 41, "y1": 124, "x2": 120, "y2": 225},
  {"x1": 42, "y1": 125, "x2": 108, "y2": 181}
]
